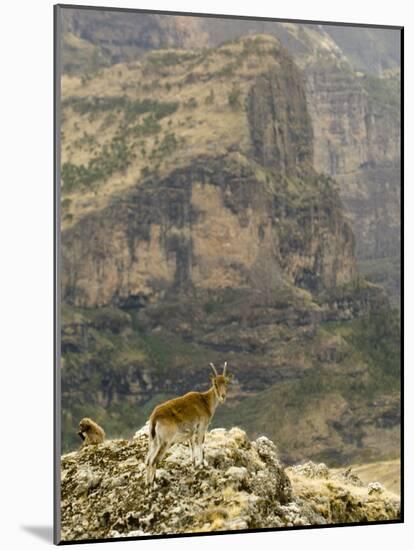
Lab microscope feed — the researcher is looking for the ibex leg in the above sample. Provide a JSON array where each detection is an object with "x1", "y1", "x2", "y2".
[
  {"x1": 195, "y1": 429, "x2": 206, "y2": 466},
  {"x1": 146, "y1": 435, "x2": 165, "y2": 486},
  {"x1": 189, "y1": 437, "x2": 197, "y2": 465}
]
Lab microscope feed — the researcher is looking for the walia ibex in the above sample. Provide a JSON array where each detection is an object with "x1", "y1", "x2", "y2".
[{"x1": 145, "y1": 362, "x2": 232, "y2": 486}]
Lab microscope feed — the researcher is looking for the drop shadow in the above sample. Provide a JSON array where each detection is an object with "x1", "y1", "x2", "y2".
[{"x1": 21, "y1": 525, "x2": 54, "y2": 543}]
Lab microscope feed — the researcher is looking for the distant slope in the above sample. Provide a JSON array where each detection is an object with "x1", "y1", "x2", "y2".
[
  {"x1": 324, "y1": 26, "x2": 401, "y2": 75},
  {"x1": 344, "y1": 460, "x2": 400, "y2": 495}
]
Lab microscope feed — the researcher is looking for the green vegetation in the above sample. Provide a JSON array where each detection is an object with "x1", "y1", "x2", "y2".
[
  {"x1": 73, "y1": 131, "x2": 97, "y2": 150},
  {"x1": 64, "y1": 95, "x2": 179, "y2": 125},
  {"x1": 99, "y1": 112, "x2": 117, "y2": 131},
  {"x1": 147, "y1": 50, "x2": 199, "y2": 67},
  {"x1": 241, "y1": 36, "x2": 268, "y2": 56},
  {"x1": 61, "y1": 135, "x2": 133, "y2": 192},
  {"x1": 205, "y1": 89, "x2": 215, "y2": 105},
  {"x1": 184, "y1": 97, "x2": 198, "y2": 109},
  {"x1": 62, "y1": 32, "x2": 111, "y2": 76},
  {"x1": 349, "y1": 309, "x2": 401, "y2": 385},
  {"x1": 160, "y1": 132, "x2": 179, "y2": 154},
  {"x1": 358, "y1": 256, "x2": 401, "y2": 309},
  {"x1": 61, "y1": 96, "x2": 180, "y2": 191},
  {"x1": 215, "y1": 308, "x2": 400, "y2": 464},
  {"x1": 148, "y1": 132, "x2": 186, "y2": 161},
  {"x1": 228, "y1": 86, "x2": 242, "y2": 110},
  {"x1": 310, "y1": 50, "x2": 354, "y2": 75},
  {"x1": 362, "y1": 74, "x2": 400, "y2": 113},
  {"x1": 216, "y1": 62, "x2": 238, "y2": 78},
  {"x1": 325, "y1": 27, "x2": 401, "y2": 75},
  {"x1": 61, "y1": 197, "x2": 72, "y2": 210},
  {"x1": 126, "y1": 115, "x2": 161, "y2": 138}
]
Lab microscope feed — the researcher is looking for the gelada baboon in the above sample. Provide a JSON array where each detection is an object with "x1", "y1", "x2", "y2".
[{"x1": 78, "y1": 417, "x2": 105, "y2": 446}]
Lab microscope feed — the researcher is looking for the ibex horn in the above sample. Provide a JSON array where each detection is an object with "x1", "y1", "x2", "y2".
[
  {"x1": 223, "y1": 361, "x2": 227, "y2": 376},
  {"x1": 210, "y1": 362, "x2": 218, "y2": 376}
]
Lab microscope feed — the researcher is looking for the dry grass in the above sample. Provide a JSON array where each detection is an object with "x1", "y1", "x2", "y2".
[
  {"x1": 336, "y1": 459, "x2": 401, "y2": 496},
  {"x1": 287, "y1": 463, "x2": 400, "y2": 523}
]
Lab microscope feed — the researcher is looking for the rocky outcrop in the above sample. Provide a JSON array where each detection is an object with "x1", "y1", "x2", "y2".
[
  {"x1": 246, "y1": 62, "x2": 313, "y2": 174},
  {"x1": 59, "y1": 427, "x2": 400, "y2": 542}
]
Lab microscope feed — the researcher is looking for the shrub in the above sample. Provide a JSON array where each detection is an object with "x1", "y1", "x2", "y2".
[
  {"x1": 242, "y1": 37, "x2": 265, "y2": 56},
  {"x1": 61, "y1": 135, "x2": 133, "y2": 192},
  {"x1": 184, "y1": 97, "x2": 198, "y2": 109},
  {"x1": 63, "y1": 96, "x2": 179, "y2": 125},
  {"x1": 127, "y1": 115, "x2": 161, "y2": 137},
  {"x1": 228, "y1": 86, "x2": 242, "y2": 110},
  {"x1": 150, "y1": 132, "x2": 180, "y2": 160},
  {"x1": 362, "y1": 74, "x2": 400, "y2": 112},
  {"x1": 216, "y1": 62, "x2": 237, "y2": 78},
  {"x1": 159, "y1": 132, "x2": 178, "y2": 154},
  {"x1": 205, "y1": 89, "x2": 215, "y2": 105},
  {"x1": 61, "y1": 197, "x2": 72, "y2": 210},
  {"x1": 147, "y1": 51, "x2": 199, "y2": 67}
]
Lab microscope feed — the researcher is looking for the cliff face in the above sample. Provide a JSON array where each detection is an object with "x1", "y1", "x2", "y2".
[
  {"x1": 304, "y1": 61, "x2": 400, "y2": 274},
  {"x1": 236, "y1": 22, "x2": 401, "y2": 304},
  {"x1": 262, "y1": 25, "x2": 401, "y2": 304},
  {"x1": 59, "y1": 427, "x2": 400, "y2": 542},
  {"x1": 62, "y1": 157, "x2": 355, "y2": 308},
  {"x1": 59, "y1": 34, "x2": 400, "y2": 465},
  {"x1": 60, "y1": 11, "x2": 401, "y2": 305},
  {"x1": 61, "y1": 36, "x2": 357, "y2": 308},
  {"x1": 61, "y1": 9, "x2": 209, "y2": 72}
]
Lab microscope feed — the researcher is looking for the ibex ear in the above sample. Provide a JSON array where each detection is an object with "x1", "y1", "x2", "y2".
[{"x1": 226, "y1": 373, "x2": 234, "y2": 382}]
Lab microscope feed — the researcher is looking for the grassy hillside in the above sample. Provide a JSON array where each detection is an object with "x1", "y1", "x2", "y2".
[
  {"x1": 61, "y1": 300, "x2": 400, "y2": 463},
  {"x1": 215, "y1": 310, "x2": 400, "y2": 465},
  {"x1": 60, "y1": 37, "x2": 282, "y2": 228}
]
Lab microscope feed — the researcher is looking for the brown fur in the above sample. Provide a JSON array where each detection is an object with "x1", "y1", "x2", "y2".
[
  {"x1": 145, "y1": 363, "x2": 231, "y2": 486},
  {"x1": 78, "y1": 417, "x2": 105, "y2": 447}
]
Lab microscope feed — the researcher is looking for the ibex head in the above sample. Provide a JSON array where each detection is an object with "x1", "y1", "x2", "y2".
[{"x1": 209, "y1": 362, "x2": 232, "y2": 403}]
